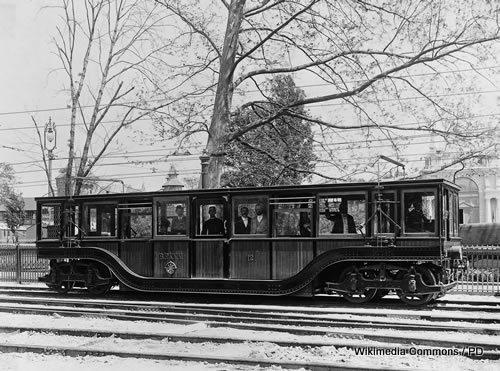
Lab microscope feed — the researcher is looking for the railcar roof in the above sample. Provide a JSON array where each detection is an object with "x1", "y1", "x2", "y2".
[{"x1": 35, "y1": 178, "x2": 459, "y2": 202}]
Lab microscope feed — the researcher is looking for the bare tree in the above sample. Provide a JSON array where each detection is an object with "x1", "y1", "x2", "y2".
[
  {"x1": 151, "y1": 0, "x2": 499, "y2": 187},
  {"x1": 50, "y1": 0, "x2": 180, "y2": 195}
]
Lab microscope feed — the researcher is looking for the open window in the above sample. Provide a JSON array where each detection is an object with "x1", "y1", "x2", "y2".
[
  {"x1": 196, "y1": 198, "x2": 226, "y2": 236},
  {"x1": 40, "y1": 204, "x2": 61, "y2": 239},
  {"x1": 83, "y1": 203, "x2": 116, "y2": 237},
  {"x1": 319, "y1": 193, "x2": 366, "y2": 236},
  {"x1": 232, "y1": 196, "x2": 269, "y2": 236},
  {"x1": 119, "y1": 202, "x2": 152, "y2": 239},
  {"x1": 271, "y1": 196, "x2": 314, "y2": 237},
  {"x1": 155, "y1": 198, "x2": 189, "y2": 237},
  {"x1": 403, "y1": 190, "x2": 436, "y2": 234}
]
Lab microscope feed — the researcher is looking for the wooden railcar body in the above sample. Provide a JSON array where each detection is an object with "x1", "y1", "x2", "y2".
[{"x1": 36, "y1": 179, "x2": 461, "y2": 297}]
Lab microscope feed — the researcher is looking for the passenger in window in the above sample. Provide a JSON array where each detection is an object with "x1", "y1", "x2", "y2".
[
  {"x1": 324, "y1": 200, "x2": 356, "y2": 234},
  {"x1": 299, "y1": 210, "x2": 312, "y2": 237},
  {"x1": 235, "y1": 206, "x2": 251, "y2": 234},
  {"x1": 251, "y1": 202, "x2": 268, "y2": 234},
  {"x1": 201, "y1": 205, "x2": 224, "y2": 235},
  {"x1": 171, "y1": 205, "x2": 187, "y2": 235},
  {"x1": 159, "y1": 217, "x2": 170, "y2": 235},
  {"x1": 406, "y1": 199, "x2": 432, "y2": 232}
]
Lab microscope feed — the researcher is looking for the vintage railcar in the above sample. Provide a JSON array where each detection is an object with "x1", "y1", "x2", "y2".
[{"x1": 36, "y1": 179, "x2": 461, "y2": 305}]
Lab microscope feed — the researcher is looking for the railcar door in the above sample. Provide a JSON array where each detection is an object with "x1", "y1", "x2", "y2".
[
  {"x1": 192, "y1": 196, "x2": 228, "y2": 278},
  {"x1": 118, "y1": 202, "x2": 153, "y2": 277},
  {"x1": 270, "y1": 195, "x2": 315, "y2": 280},
  {"x1": 80, "y1": 202, "x2": 120, "y2": 256},
  {"x1": 152, "y1": 197, "x2": 190, "y2": 278},
  {"x1": 230, "y1": 195, "x2": 271, "y2": 279}
]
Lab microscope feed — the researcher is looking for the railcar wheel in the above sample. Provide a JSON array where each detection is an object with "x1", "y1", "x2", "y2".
[
  {"x1": 339, "y1": 266, "x2": 377, "y2": 304},
  {"x1": 398, "y1": 267, "x2": 436, "y2": 306},
  {"x1": 86, "y1": 262, "x2": 113, "y2": 295}
]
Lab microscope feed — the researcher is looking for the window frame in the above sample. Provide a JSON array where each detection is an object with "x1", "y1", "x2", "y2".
[
  {"x1": 317, "y1": 191, "x2": 368, "y2": 239},
  {"x1": 270, "y1": 195, "x2": 314, "y2": 238},
  {"x1": 371, "y1": 190, "x2": 397, "y2": 236},
  {"x1": 82, "y1": 201, "x2": 117, "y2": 239},
  {"x1": 153, "y1": 196, "x2": 190, "y2": 239},
  {"x1": 195, "y1": 197, "x2": 227, "y2": 238},
  {"x1": 118, "y1": 202, "x2": 153, "y2": 240},
  {"x1": 39, "y1": 202, "x2": 62, "y2": 241},
  {"x1": 401, "y1": 188, "x2": 438, "y2": 236},
  {"x1": 231, "y1": 195, "x2": 269, "y2": 238}
]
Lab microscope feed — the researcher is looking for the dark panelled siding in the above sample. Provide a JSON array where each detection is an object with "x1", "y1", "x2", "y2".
[
  {"x1": 120, "y1": 240, "x2": 153, "y2": 277},
  {"x1": 153, "y1": 240, "x2": 190, "y2": 278},
  {"x1": 195, "y1": 240, "x2": 224, "y2": 278},
  {"x1": 272, "y1": 241, "x2": 313, "y2": 279},
  {"x1": 230, "y1": 240, "x2": 270, "y2": 279}
]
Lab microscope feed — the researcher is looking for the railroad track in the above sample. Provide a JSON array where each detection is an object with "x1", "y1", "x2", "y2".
[
  {"x1": 0, "y1": 293, "x2": 499, "y2": 330},
  {"x1": 0, "y1": 286, "x2": 499, "y2": 312},
  {"x1": 0, "y1": 287, "x2": 498, "y2": 369},
  {"x1": 0, "y1": 294, "x2": 499, "y2": 343}
]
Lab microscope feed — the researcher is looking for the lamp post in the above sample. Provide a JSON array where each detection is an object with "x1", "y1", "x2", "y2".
[{"x1": 44, "y1": 117, "x2": 57, "y2": 196}]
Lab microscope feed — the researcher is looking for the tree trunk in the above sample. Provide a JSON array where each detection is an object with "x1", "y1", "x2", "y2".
[{"x1": 204, "y1": 0, "x2": 246, "y2": 188}]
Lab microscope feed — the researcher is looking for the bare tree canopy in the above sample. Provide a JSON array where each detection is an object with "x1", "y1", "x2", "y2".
[
  {"x1": 47, "y1": 0, "x2": 180, "y2": 195},
  {"x1": 148, "y1": 0, "x2": 499, "y2": 186}
]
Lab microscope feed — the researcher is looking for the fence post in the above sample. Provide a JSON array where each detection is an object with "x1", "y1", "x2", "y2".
[{"x1": 15, "y1": 239, "x2": 21, "y2": 284}]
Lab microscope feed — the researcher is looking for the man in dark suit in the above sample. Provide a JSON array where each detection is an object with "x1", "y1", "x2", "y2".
[
  {"x1": 201, "y1": 205, "x2": 224, "y2": 235},
  {"x1": 324, "y1": 200, "x2": 357, "y2": 234},
  {"x1": 234, "y1": 206, "x2": 251, "y2": 234},
  {"x1": 406, "y1": 199, "x2": 432, "y2": 232}
]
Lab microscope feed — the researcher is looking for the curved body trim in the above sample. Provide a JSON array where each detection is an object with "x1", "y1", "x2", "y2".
[{"x1": 38, "y1": 246, "x2": 441, "y2": 295}]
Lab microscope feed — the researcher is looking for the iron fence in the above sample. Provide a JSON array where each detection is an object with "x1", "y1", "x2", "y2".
[
  {"x1": 0, "y1": 243, "x2": 499, "y2": 294},
  {"x1": 453, "y1": 245, "x2": 500, "y2": 295},
  {"x1": 0, "y1": 243, "x2": 49, "y2": 283}
]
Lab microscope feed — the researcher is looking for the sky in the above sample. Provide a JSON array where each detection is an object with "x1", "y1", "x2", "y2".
[{"x1": 0, "y1": 1, "x2": 498, "y2": 197}]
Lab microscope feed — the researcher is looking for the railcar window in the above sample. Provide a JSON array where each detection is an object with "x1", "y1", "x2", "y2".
[
  {"x1": 372, "y1": 193, "x2": 396, "y2": 234},
  {"x1": 83, "y1": 204, "x2": 116, "y2": 237},
  {"x1": 40, "y1": 204, "x2": 61, "y2": 239},
  {"x1": 156, "y1": 200, "x2": 188, "y2": 236},
  {"x1": 272, "y1": 198, "x2": 313, "y2": 237},
  {"x1": 319, "y1": 195, "x2": 366, "y2": 235},
  {"x1": 197, "y1": 202, "x2": 225, "y2": 236},
  {"x1": 121, "y1": 207, "x2": 152, "y2": 238},
  {"x1": 403, "y1": 192, "x2": 435, "y2": 233},
  {"x1": 232, "y1": 196, "x2": 268, "y2": 236}
]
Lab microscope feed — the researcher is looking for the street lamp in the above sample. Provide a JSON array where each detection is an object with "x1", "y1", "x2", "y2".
[{"x1": 44, "y1": 117, "x2": 57, "y2": 196}]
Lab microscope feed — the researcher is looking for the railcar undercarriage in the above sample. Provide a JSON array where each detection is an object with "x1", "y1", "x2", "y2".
[
  {"x1": 324, "y1": 263, "x2": 456, "y2": 305},
  {"x1": 41, "y1": 259, "x2": 116, "y2": 295}
]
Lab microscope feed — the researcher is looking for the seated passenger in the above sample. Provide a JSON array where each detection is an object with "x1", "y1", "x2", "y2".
[
  {"x1": 251, "y1": 202, "x2": 268, "y2": 234},
  {"x1": 158, "y1": 216, "x2": 170, "y2": 235},
  {"x1": 324, "y1": 200, "x2": 356, "y2": 234},
  {"x1": 406, "y1": 199, "x2": 432, "y2": 232},
  {"x1": 299, "y1": 207, "x2": 312, "y2": 237},
  {"x1": 201, "y1": 205, "x2": 224, "y2": 235},
  {"x1": 170, "y1": 205, "x2": 187, "y2": 234},
  {"x1": 234, "y1": 206, "x2": 251, "y2": 234}
]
